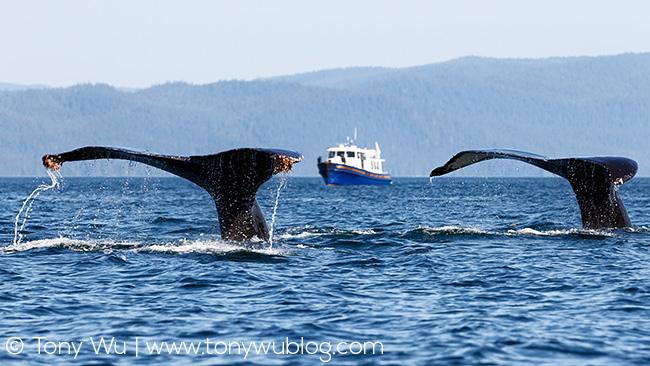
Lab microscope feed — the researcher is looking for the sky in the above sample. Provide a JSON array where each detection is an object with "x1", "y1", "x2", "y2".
[{"x1": 1, "y1": 0, "x2": 649, "y2": 88}]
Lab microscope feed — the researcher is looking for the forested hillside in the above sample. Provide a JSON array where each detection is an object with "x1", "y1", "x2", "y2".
[{"x1": 2, "y1": 53, "x2": 649, "y2": 177}]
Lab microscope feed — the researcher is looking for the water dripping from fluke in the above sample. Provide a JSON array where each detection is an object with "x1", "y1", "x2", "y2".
[
  {"x1": 268, "y1": 171, "x2": 289, "y2": 249},
  {"x1": 13, "y1": 169, "x2": 62, "y2": 246}
]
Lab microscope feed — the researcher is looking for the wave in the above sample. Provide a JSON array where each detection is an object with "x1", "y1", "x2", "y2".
[
  {"x1": 273, "y1": 225, "x2": 636, "y2": 244},
  {"x1": 400, "y1": 225, "x2": 627, "y2": 239},
  {"x1": 277, "y1": 226, "x2": 377, "y2": 240},
  {"x1": 0, "y1": 237, "x2": 288, "y2": 256},
  {"x1": 4, "y1": 224, "x2": 643, "y2": 256},
  {"x1": 506, "y1": 227, "x2": 619, "y2": 237}
]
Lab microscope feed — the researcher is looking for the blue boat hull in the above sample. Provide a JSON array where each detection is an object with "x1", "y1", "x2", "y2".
[{"x1": 318, "y1": 162, "x2": 392, "y2": 185}]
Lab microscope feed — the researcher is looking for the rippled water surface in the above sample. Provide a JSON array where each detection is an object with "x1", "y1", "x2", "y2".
[{"x1": 2, "y1": 175, "x2": 650, "y2": 365}]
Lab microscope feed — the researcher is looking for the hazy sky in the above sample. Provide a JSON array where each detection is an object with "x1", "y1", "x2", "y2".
[{"x1": 1, "y1": 0, "x2": 649, "y2": 88}]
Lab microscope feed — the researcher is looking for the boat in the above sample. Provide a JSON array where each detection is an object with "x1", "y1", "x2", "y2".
[{"x1": 317, "y1": 137, "x2": 392, "y2": 186}]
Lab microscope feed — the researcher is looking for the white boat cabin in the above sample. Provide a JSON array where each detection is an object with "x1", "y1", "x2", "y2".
[{"x1": 324, "y1": 142, "x2": 387, "y2": 173}]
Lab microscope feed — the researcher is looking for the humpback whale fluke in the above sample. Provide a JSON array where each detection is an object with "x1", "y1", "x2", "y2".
[
  {"x1": 42, "y1": 146, "x2": 303, "y2": 241},
  {"x1": 429, "y1": 149, "x2": 638, "y2": 230}
]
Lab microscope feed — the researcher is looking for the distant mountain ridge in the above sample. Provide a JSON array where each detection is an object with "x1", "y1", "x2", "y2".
[
  {"x1": 1, "y1": 53, "x2": 649, "y2": 178},
  {"x1": 268, "y1": 66, "x2": 394, "y2": 88}
]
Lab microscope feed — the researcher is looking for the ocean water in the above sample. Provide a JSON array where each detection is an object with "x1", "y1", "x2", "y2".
[{"x1": 2, "y1": 175, "x2": 650, "y2": 365}]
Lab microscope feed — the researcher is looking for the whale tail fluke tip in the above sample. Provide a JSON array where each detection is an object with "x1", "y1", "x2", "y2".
[{"x1": 42, "y1": 154, "x2": 61, "y2": 171}]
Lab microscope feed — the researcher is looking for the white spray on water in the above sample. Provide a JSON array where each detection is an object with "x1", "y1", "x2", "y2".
[
  {"x1": 268, "y1": 171, "x2": 289, "y2": 249},
  {"x1": 13, "y1": 169, "x2": 61, "y2": 245}
]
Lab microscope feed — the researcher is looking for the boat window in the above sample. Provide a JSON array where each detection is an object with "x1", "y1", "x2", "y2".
[
  {"x1": 328, "y1": 152, "x2": 335, "y2": 158},
  {"x1": 359, "y1": 153, "x2": 365, "y2": 161},
  {"x1": 347, "y1": 152, "x2": 355, "y2": 158},
  {"x1": 337, "y1": 152, "x2": 345, "y2": 158}
]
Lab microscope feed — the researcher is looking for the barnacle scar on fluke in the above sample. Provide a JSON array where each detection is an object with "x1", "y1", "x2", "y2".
[
  {"x1": 274, "y1": 154, "x2": 295, "y2": 173},
  {"x1": 42, "y1": 146, "x2": 303, "y2": 242},
  {"x1": 42, "y1": 154, "x2": 62, "y2": 171},
  {"x1": 430, "y1": 149, "x2": 638, "y2": 230}
]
